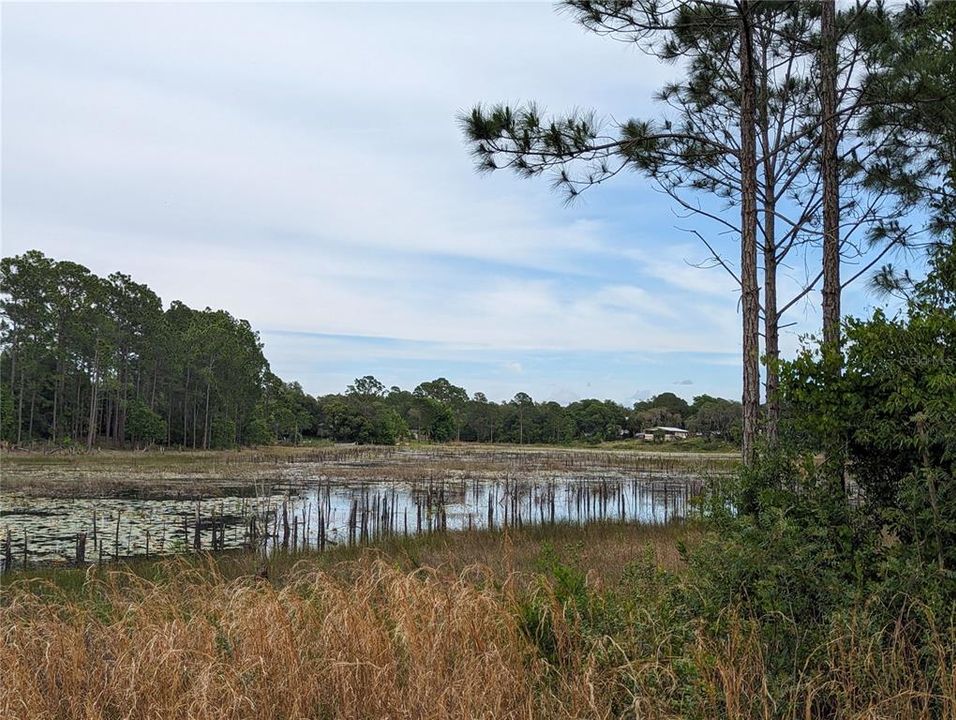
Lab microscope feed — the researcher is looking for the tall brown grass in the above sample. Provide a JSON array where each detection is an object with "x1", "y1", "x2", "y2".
[
  {"x1": 1, "y1": 538, "x2": 952, "y2": 719},
  {"x1": 3, "y1": 559, "x2": 546, "y2": 719}
]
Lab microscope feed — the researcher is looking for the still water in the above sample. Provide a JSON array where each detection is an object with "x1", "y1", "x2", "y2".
[{"x1": 1, "y1": 470, "x2": 705, "y2": 566}]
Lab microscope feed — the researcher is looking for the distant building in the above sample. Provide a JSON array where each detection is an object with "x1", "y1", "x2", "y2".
[{"x1": 642, "y1": 426, "x2": 689, "y2": 441}]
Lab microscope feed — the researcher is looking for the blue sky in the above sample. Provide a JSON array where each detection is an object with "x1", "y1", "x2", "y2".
[{"x1": 1, "y1": 2, "x2": 909, "y2": 404}]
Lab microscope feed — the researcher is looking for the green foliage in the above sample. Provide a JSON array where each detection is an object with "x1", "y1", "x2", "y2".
[
  {"x1": 262, "y1": 376, "x2": 315, "y2": 444},
  {"x1": 209, "y1": 417, "x2": 237, "y2": 450},
  {"x1": 346, "y1": 375, "x2": 387, "y2": 398},
  {"x1": 685, "y1": 396, "x2": 741, "y2": 441},
  {"x1": 319, "y1": 395, "x2": 408, "y2": 445},
  {"x1": 0, "y1": 252, "x2": 742, "y2": 451},
  {"x1": 861, "y1": 0, "x2": 956, "y2": 249},
  {"x1": 0, "y1": 385, "x2": 15, "y2": 442},
  {"x1": 374, "y1": 406, "x2": 408, "y2": 445},
  {"x1": 566, "y1": 399, "x2": 626, "y2": 442},
  {"x1": 243, "y1": 416, "x2": 273, "y2": 447},
  {"x1": 421, "y1": 398, "x2": 455, "y2": 442},
  {"x1": 125, "y1": 399, "x2": 166, "y2": 447},
  {"x1": 519, "y1": 543, "x2": 600, "y2": 667},
  {"x1": 782, "y1": 244, "x2": 956, "y2": 577},
  {"x1": 0, "y1": 251, "x2": 271, "y2": 449},
  {"x1": 686, "y1": 246, "x2": 956, "y2": 707},
  {"x1": 634, "y1": 392, "x2": 690, "y2": 419}
]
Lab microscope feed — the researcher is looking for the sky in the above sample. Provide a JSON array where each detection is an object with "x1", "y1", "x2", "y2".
[{"x1": 1, "y1": 2, "x2": 907, "y2": 405}]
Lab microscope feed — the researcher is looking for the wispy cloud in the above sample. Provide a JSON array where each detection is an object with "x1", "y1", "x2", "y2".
[{"x1": 3, "y1": 3, "x2": 895, "y2": 403}]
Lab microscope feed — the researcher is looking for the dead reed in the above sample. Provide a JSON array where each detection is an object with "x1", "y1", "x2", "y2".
[
  {"x1": 2, "y1": 559, "x2": 545, "y2": 719},
  {"x1": 1, "y1": 524, "x2": 952, "y2": 720}
]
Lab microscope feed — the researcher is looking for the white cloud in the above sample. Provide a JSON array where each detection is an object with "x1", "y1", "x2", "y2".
[{"x1": 3, "y1": 3, "x2": 757, "y2": 399}]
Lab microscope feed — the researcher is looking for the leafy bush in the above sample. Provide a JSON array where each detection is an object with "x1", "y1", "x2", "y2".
[
  {"x1": 0, "y1": 387, "x2": 15, "y2": 442},
  {"x1": 243, "y1": 416, "x2": 273, "y2": 446},
  {"x1": 210, "y1": 417, "x2": 237, "y2": 449},
  {"x1": 782, "y1": 243, "x2": 955, "y2": 581},
  {"x1": 125, "y1": 399, "x2": 167, "y2": 447},
  {"x1": 672, "y1": 245, "x2": 956, "y2": 715}
]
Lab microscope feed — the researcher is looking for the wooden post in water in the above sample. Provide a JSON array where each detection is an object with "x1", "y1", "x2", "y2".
[
  {"x1": 75, "y1": 532, "x2": 87, "y2": 566},
  {"x1": 249, "y1": 515, "x2": 258, "y2": 550},
  {"x1": 22, "y1": 531, "x2": 28, "y2": 570},
  {"x1": 305, "y1": 503, "x2": 311, "y2": 550},
  {"x1": 193, "y1": 500, "x2": 201, "y2": 551},
  {"x1": 282, "y1": 499, "x2": 290, "y2": 550},
  {"x1": 2, "y1": 530, "x2": 12, "y2": 574},
  {"x1": 114, "y1": 512, "x2": 121, "y2": 561}
]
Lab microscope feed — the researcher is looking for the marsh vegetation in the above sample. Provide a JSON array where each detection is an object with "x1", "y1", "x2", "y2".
[
  {"x1": 1, "y1": 445, "x2": 729, "y2": 567},
  {"x1": 2, "y1": 522, "x2": 952, "y2": 720}
]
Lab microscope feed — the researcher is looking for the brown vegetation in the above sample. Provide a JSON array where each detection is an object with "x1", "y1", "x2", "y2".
[
  {"x1": 1, "y1": 443, "x2": 734, "y2": 499},
  {"x1": 2, "y1": 523, "x2": 952, "y2": 720}
]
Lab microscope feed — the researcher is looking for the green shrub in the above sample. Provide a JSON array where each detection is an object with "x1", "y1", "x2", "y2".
[
  {"x1": 243, "y1": 416, "x2": 273, "y2": 446},
  {"x1": 125, "y1": 399, "x2": 167, "y2": 447},
  {"x1": 210, "y1": 417, "x2": 237, "y2": 449}
]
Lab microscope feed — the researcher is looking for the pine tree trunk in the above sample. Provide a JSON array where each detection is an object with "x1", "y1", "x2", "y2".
[
  {"x1": 27, "y1": 388, "x2": 35, "y2": 444},
  {"x1": 105, "y1": 394, "x2": 113, "y2": 443},
  {"x1": 75, "y1": 380, "x2": 82, "y2": 441},
  {"x1": 17, "y1": 365, "x2": 24, "y2": 446},
  {"x1": 166, "y1": 381, "x2": 173, "y2": 446},
  {"x1": 203, "y1": 378, "x2": 211, "y2": 450},
  {"x1": 52, "y1": 366, "x2": 59, "y2": 441},
  {"x1": 52, "y1": 324, "x2": 64, "y2": 441},
  {"x1": 762, "y1": 202, "x2": 779, "y2": 448},
  {"x1": 820, "y1": 0, "x2": 846, "y2": 488},
  {"x1": 87, "y1": 349, "x2": 99, "y2": 450},
  {"x1": 183, "y1": 367, "x2": 190, "y2": 448},
  {"x1": 760, "y1": 39, "x2": 780, "y2": 447},
  {"x1": 739, "y1": 0, "x2": 761, "y2": 466},
  {"x1": 8, "y1": 333, "x2": 17, "y2": 398},
  {"x1": 821, "y1": 0, "x2": 841, "y2": 350},
  {"x1": 150, "y1": 367, "x2": 157, "y2": 410},
  {"x1": 115, "y1": 356, "x2": 128, "y2": 445}
]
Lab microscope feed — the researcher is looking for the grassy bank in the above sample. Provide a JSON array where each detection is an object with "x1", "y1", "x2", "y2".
[
  {"x1": 3, "y1": 521, "x2": 695, "y2": 597},
  {"x1": 2, "y1": 521, "x2": 951, "y2": 719}
]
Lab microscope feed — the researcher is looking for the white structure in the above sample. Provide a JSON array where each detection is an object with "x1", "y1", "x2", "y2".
[{"x1": 642, "y1": 426, "x2": 689, "y2": 441}]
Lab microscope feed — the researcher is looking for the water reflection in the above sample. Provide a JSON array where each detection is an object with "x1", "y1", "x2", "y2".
[{"x1": 1, "y1": 472, "x2": 705, "y2": 566}]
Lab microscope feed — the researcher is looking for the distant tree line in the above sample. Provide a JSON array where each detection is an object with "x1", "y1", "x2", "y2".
[
  {"x1": 309, "y1": 379, "x2": 740, "y2": 446},
  {"x1": 0, "y1": 251, "x2": 739, "y2": 448}
]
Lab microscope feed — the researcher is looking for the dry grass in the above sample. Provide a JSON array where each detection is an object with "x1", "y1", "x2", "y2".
[
  {"x1": 689, "y1": 605, "x2": 956, "y2": 720},
  {"x1": 4, "y1": 521, "x2": 696, "y2": 600},
  {"x1": 1, "y1": 523, "x2": 677, "y2": 720},
  {"x1": 1, "y1": 523, "x2": 952, "y2": 720},
  {"x1": 3, "y1": 560, "x2": 543, "y2": 719}
]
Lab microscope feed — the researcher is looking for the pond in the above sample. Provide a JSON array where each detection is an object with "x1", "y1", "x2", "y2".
[{"x1": 1, "y1": 448, "x2": 719, "y2": 567}]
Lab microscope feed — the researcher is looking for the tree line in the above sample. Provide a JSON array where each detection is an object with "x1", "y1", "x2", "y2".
[
  {"x1": 0, "y1": 251, "x2": 277, "y2": 449},
  {"x1": 462, "y1": 0, "x2": 954, "y2": 464},
  {"x1": 0, "y1": 251, "x2": 737, "y2": 449},
  {"x1": 312, "y1": 378, "x2": 740, "y2": 446}
]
